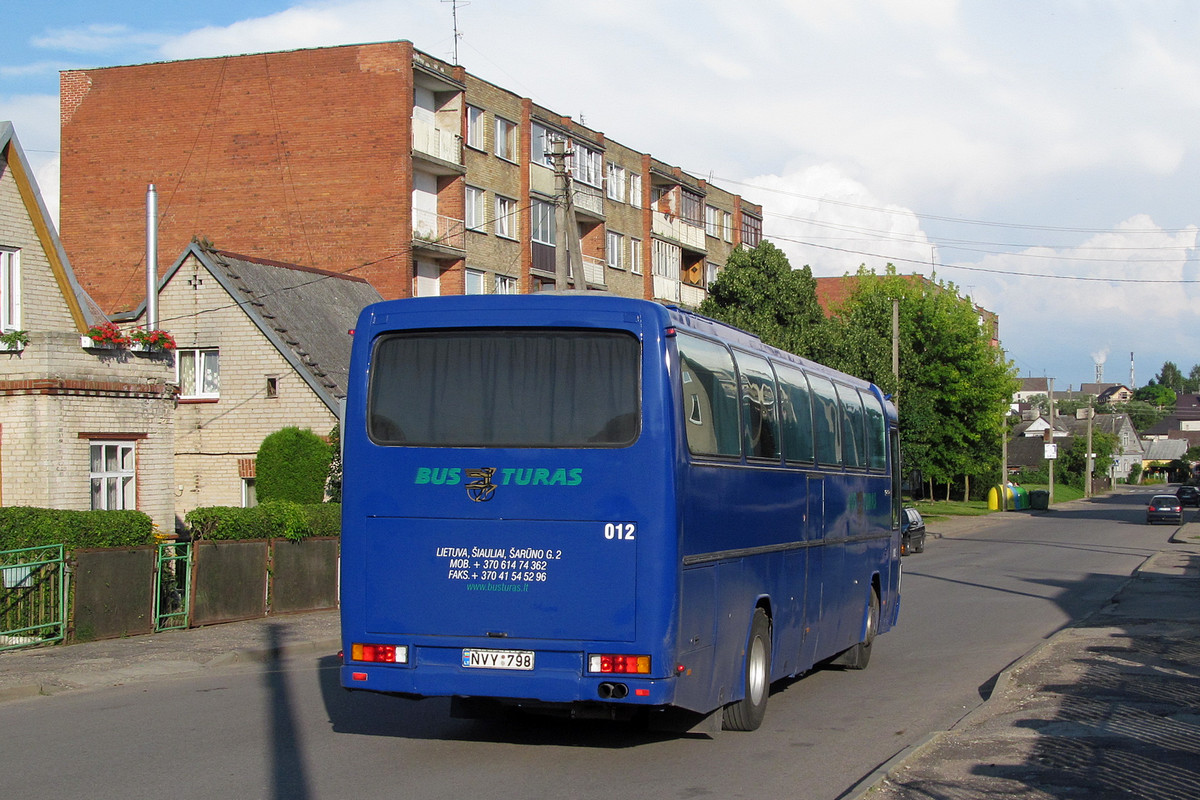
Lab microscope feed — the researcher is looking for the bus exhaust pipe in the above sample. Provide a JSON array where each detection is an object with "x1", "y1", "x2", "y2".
[{"x1": 598, "y1": 682, "x2": 628, "y2": 700}]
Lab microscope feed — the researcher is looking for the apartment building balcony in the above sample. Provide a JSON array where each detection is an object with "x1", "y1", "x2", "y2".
[
  {"x1": 412, "y1": 209, "x2": 466, "y2": 256},
  {"x1": 572, "y1": 183, "x2": 604, "y2": 220},
  {"x1": 572, "y1": 255, "x2": 606, "y2": 288},
  {"x1": 652, "y1": 211, "x2": 706, "y2": 251},
  {"x1": 679, "y1": 282, "x2": 707, "y2": 308},
  {"x1": 653, "y1": 275, "x2": 680, "y2": 304},
  {"x1": 412, "y1": 115, "x2": 464, "y2": 174}
]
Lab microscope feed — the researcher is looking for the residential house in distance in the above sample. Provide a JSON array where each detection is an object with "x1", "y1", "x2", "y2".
[
  {"x1": 117, "y1": 242, "x2": 382, "y2": 525},
  {"x1": 1081, "y1": 383, "x2": 1133, "y2": 405},
  {"x1": 0, "y1": 122, "x2": 176, "y2": 531},
  {"x1": 58, "y1": 41, "x2": 761, "y2": 316}
]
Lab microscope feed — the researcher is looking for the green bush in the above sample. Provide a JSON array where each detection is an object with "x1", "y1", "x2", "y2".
[
  {"x1": 256, "y1": 427, "x2": 333, "y2": 503},
  {"x1": 0, "y1": 507, "x2": 155, "y2": 552},
  {"x1": 184, "y1": 502, "x2": 341, "y2": 542}
]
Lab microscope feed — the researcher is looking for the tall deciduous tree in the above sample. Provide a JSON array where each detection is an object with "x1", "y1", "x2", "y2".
[
  {"x1": 699, "y1": 241, "x2": 826, "y2": 359},
  {"x1": 1155, "y1": 362, "x2": 1185, "y2": 394},
  {"x1": 821, "y1": 266, "x2": 1018, "y2": 499}
]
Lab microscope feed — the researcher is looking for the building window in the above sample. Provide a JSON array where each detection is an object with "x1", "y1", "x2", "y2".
[
  {"x1": 532, "y1": 123, "x2": 566, "y2": 167},
  {"x1": 90, "y1": 441, "x2": 136, "y2": 511},
  {"x1": 495, "y1": 274, "x2": 518, "y2": 294},
  {"x1": 706, "y1": 261, "x2": 720, "y2": 286},
  {"x1": 682, "y1": 190, "x2": 703, "y2": 227},
  {"x1": 606, "y1": 230, "x2": 623, "y2": 269},
  {"x1": 0, "y1": 247, "x2": 19, "y2": 331},
  {"x1": 705, "y1": 205, "x2": 721, "y2": 238},
  {"x1": 630, "y1": 237, "x2": 643, "y2": 275},
  {"x1": 495, "y1": 117, "x2": 517, "y2": 161},
  {"x1": 265, "y1": 377, "x2": 279, "y2": 399},
  {"x1": 465, "y1": 268, "x2": 486, "y2": 295},
  {"x1": 179, "y1": 348, "x2": 220, "y2": 399},
  {"x1": 629, "y1": 174, "x2": 642, "y2": 208},
  {"x1": 723, "y1": 211, "x2": 733, "y2": 242},
  {"x1": 653, "y1": 239, "x2": 681, "y2": 280},
  {"x1": 466, "y1": 105, "x2": 486, "y2": 150},
  {"x1": 242, "y1": 478, "x2": 257, "y2": 508},
  {"x1": 494, "y1": 195, "x2": 517, "y2": 239},
  {"x1": 531, "y1": 200, "x2": 556, "y2": 245},
  {"x1": 606, "y1": 163, "x2": 626, "y2": 202},
  {"x1": 573, "y1": 144, "x2": 603, "y2": 187},
  {"x1": 742, "y1": 214, "x2": 762, "y2": 247},
  {"x1": 465, "y1": 186, "x2": 486, "y2": 231}
]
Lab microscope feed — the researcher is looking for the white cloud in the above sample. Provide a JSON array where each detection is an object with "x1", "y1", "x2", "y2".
[{"x1": 32, "y1": 24, "x2": 167, "y2": 54}]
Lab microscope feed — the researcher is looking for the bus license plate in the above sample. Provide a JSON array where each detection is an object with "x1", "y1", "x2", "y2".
[{"x1": 462, "y1": 648, "x2": 535, "y2": 670}]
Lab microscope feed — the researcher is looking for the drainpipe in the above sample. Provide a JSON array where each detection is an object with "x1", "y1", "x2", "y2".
[{"x1": 146, "y1": 184, "x2": 159, "y2": 330}]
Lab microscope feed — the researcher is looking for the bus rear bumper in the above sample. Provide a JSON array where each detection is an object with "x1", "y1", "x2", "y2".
[{"x1": 339, "y1": 662, "x2": 677, "y2": 706}]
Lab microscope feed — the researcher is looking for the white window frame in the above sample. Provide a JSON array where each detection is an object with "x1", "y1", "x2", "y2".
[
  {"x1": 573, "y1": 144, "x2": 603, "y2": 187},
  {"x1": 653, "y1": 239, "x2": 681, "y2": 280},
  {"x1": 494, "y1": 195, "x2": 517, "y2": 239},
  {"x1": 242, "y1": 477, "x2": 257, "y2": 508},
  {"x1": 630, "y1": 237, "x2": 643, "y2": 275},
  {"x1": 723, "y1": 211, "x2": 733, "y2": 242},
  {"x1": 495, "y1": 274, "x2": 518, "y2": 294},
  {"x1": 465, "y1": 185, "x2": 486, "y2": 231},
  {"x1": 90, "y1": 441, "x2": 136, "y2": 511},
  {"x1": 466, "y1": 105, "x2": 486, "y2": 150},
  {"x1": 606, "y1": 230, "x2": 623, "y2": 269},
  {"x1": 465, "y1": 268, "x2": 486, "y2": 295},
  {"x1": 531, "y1": 199, "x2": 556, "y2": 245},
  {"x1": 629, "y1": 173, "x2": 642, "y2": 208},
  {"x1": 178, "y1": 348, "x2": 220, "y2": 399},
  {"x1": 705, "y1": 205, "x2": 720, "y2": 238},
  {"x1": 495, "y1": 116, "x2": 517, "y2": 161},
  {"x1": 0, "y1": 247, "x2": 20, "y2": 331},
  {"x1": 532, "y1": 123, "x2": 566, "y2": 167},
  {"x1": 606, "y1": 163, "x2": 626, "y2": 202}
]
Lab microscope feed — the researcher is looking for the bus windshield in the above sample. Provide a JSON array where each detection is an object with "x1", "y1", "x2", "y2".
[{"x1": 367, "y1": 328, "x2": 641, "y2": 447}]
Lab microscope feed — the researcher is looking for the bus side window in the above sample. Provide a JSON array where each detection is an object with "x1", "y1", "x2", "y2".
[
  {"x1": 776, "y1": 363, "x2": 814, "y2": 464},
  {"x1": 677, "y1": 334, "x2": 741, "y2": 457},
  {"x1": 862, "y1": 391, "x2": 887, "y2": 470},
  {"x1": 734, "y1": 351, "x2": 780, "y2": 461},
  {"x1": 836, "y1": 384, "x2": 867, "y2": 469},
  {"x1": 807, "y1": 374, "x2": 842, "y2": 466}
]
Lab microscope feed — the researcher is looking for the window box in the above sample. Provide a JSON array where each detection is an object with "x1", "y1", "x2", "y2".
[{"x1": 81, "y1": 335, "x2": 121, "y2": 350}]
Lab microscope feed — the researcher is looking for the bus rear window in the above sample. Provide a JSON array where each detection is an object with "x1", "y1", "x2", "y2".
[{"x1": 368, "y1": 329, "x2": 640, "y2": 447}]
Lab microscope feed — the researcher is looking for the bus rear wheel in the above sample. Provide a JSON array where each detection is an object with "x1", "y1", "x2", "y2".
[
  {"x1": 722, "y1": 608, "x2": 771, "y2": 731},
  {"x1": 841, "y1": 588, "x2": 880, "y2": 670}
]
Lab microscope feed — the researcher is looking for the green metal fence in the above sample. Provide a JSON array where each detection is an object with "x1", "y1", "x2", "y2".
[
  {"x1": 155, "y1": 541, "x2": 192, "y2": 631},
  {"x1": 0, "y1": 544, "x2": 67, "y2": 650}
]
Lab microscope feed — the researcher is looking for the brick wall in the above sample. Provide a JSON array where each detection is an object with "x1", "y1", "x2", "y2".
[{"x1": 61, "y1": 42, "x2": 418, "y2": 313}]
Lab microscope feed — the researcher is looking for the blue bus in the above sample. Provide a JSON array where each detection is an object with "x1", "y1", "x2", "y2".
[{"x1": 339, "y1": 294, "x2": 901, "y2": 730}]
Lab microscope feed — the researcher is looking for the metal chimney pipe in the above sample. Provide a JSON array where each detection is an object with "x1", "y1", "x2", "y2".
[{"x1": 146, "y1": 184, "x2": 159, "y2": 331}]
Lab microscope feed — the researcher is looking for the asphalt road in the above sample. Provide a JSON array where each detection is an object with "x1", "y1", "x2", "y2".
[{"x1": 0, "y1": 490, "x2": 1164, "y2": 800}]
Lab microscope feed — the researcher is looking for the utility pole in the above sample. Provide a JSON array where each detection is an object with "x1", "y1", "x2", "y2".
[
  {"x1": 1047, "y1": 378, "x2": 1056, "y2": 506},
  {"x1": 891, "y1": 298, "x2": 900, "y2": 409},
  {"x1": 1085, "y1": 400, "x2": 1095, "y2": 498},
  {"x1": 549, "y1": 138, "x2": 587, "y2": 291}
]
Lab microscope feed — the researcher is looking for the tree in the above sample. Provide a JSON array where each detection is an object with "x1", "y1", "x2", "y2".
[
  {"x1": 256, "y1": 427, "x2": 334, "y2": 504},
  {"x1": 1132, "y1": 382, "x2": 1176, "y2": 408},
  {"x1": 1186, "y1": 364, "x2": 1200, "y2": 394},
  {"x1": 1155, "y1": 362, "x2": 1184, "y2": 394},
  {"x1": 699, "y1": 241, "x2": 826, "y2": 359},
  {"x1": 1057, "y1": 431, "x2": 1117, "y2": 490},
  {"x1": 326, "y1": 423, "x2": 343, "y2": 503},
  {"x1": 1113, "y1": 400, "x2": 1167, "y2": 432},
  {"x1": 821, "y1": 266, "x2": 1018, "y2": 500}
]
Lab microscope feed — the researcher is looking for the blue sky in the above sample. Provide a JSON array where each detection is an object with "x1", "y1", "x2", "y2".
[{"x1": 4, "y1": 0, "x2": 1200, "y2": 391}]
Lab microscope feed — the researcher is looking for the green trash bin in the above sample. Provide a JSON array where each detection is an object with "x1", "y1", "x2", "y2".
[{"x1": 1029, "y1": 489, "x2": 1049, "y2": 510}]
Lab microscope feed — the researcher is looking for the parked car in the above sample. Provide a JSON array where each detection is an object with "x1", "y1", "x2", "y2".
[
  {"x1": 1147, "y1": 494, "x2": 1184, "y2": 525},
  {"x1": 901, "y1": 506, "x2": 926, "y2": 555},
  {"x1": 1176, "y1": 485, "x2": 1200, "y2": 507}
]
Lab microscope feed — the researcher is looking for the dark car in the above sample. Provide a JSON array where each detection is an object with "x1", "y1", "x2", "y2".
[
  {"x1": 901, "y1": 506, "x2": 926, "y2": 555},
  {"x1": 1176, "y1": 485, "x2": 1200, "y2": 507},
  {"x1": 1147, "y1": 494, "x2": 1184, "y2": 525}
]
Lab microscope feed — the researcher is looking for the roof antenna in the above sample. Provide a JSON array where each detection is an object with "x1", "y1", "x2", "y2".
[{"x1": 443, "y1": 0, "x2": 469, "y2": 65}]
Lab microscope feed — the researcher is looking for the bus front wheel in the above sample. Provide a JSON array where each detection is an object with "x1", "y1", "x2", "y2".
[{"x1": 722, "y1": 608, "x2": 771, "y2": 731}]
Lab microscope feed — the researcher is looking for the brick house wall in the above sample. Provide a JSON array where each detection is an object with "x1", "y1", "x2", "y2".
[
  {"x1": 159, "y1": 252, "x2": 340, "y2": 521},
  {"x1": 1, "y1": 129, "x2": 177, "y2": 533}
]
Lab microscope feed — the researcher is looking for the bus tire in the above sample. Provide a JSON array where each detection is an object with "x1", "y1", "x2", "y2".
[
  {"x1": 722, "y1": 608, "x2": 771, "y2": 732},
  {"x1": 842, "y1": 588, "x2": 880, "y2": 670}
]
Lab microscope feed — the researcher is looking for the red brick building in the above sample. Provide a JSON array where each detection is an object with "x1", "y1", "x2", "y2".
[{"x1": 60, "y1": 41, "x2": 762, "y2": 314}]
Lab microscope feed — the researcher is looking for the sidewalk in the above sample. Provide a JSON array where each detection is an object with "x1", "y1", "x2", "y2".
[
  {"x1": 852, "y1": 500, "x2": 1200, "y2": 799},
  {"x1": 0, "y1": 608, "x2": 340, "y2": 702}
]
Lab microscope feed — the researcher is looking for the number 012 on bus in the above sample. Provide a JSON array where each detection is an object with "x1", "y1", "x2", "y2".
[{"x1": 339, "y1": 294, "x2": 902, "y2": 731}]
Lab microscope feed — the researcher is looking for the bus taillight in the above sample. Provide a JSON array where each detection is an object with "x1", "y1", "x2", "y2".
[
  {"x1": 588, "y1": 654, "x2": 651, "y2": 674},
  {"x1": 351, "y1": 643, "x2": 409, "y2": 664}
]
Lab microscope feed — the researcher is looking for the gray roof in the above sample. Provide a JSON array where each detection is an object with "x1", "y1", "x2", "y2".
[
  {"x1": 1141, "y1": 438, "x2": 1188, "y2": 462},
  {"x1": 130, "y1": 243, "x2": 382, "y2": 413}
]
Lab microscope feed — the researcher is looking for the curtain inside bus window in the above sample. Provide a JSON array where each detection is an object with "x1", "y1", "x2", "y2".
[
  {"x1": 368, "y1": 329, "x2": 640, "y2": 447},
  {"x1": 807, "y1": 374, "x2": 842, "y2": 466},
  {"x1": 775, "y1": 363, "x2": 814, "y2": 464},
  {"x1": 862, "y1": 391, "x2": 887, "y2": 470},
  {"x1": 836, "y1": 384, "x2": 867, "y2": 468},
  {"x1": 734, "y1": 351, "x2": 780, "y2": 461},
  {"x1": 676, "y1": 334, "x2": 741, "y2": 457}
]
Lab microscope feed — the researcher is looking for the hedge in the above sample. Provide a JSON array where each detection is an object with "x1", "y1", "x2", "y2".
[
  {"x1": 0, "y1": 507, "x2": 156, "y2": 552},
  {"x1": 185, "y1": 501, "x2": 340, "y2": 542}
]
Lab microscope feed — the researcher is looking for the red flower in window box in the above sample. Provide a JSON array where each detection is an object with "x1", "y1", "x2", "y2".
[
  {"x1": 130, "y1": 328, "x2": 177, "y2": 351},
  {"x1": 84, "y1": 322, "x2": 131, "y2": 347}
]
